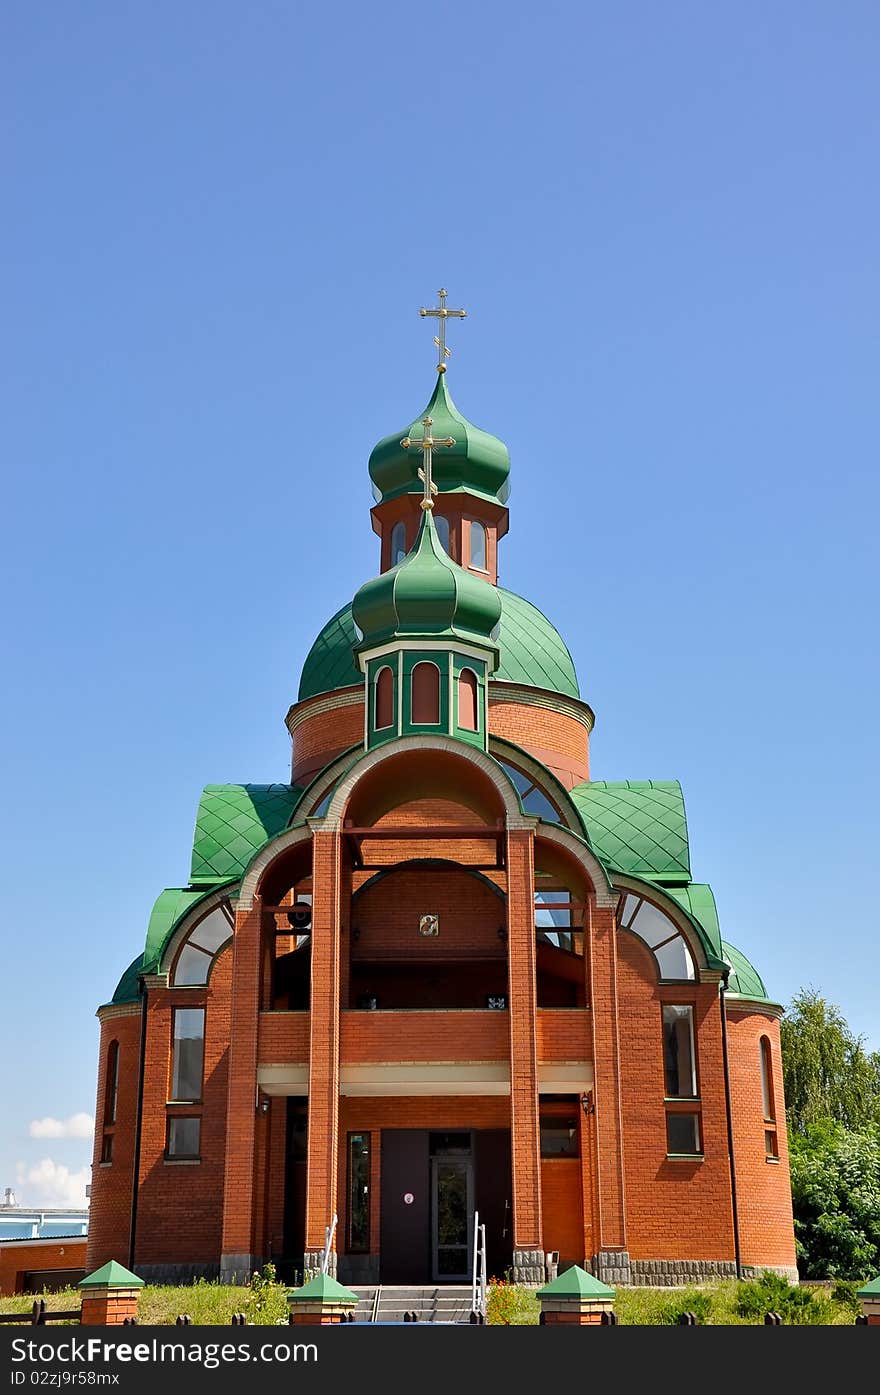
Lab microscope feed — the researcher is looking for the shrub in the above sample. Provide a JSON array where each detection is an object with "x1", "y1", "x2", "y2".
[{"x1": 734, "y1": 1271, "x2": 829, "y2": 1325}]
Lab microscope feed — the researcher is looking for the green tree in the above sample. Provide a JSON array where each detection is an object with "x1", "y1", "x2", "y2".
[
  {"x1": 780, "y1": 988, "x2": 880, "y2": 1137},
  {"x1": 790, "y1": 1122, "x2": 880, "y2": 1279}
]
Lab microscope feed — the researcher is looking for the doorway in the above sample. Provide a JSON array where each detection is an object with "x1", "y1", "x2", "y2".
[{"x1": 431, "y1": 1153, "x2": 473, "y2": 1281}]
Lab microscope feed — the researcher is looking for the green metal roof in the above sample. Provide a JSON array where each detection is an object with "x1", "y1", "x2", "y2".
[
  {"x1": 666, "y1": 882, "x2": 724, "y2": 963},
  {"x1": 287, "y1": 1272, "x2": 359, "y2": 1303},
  {"x1": 570, "y1": 780, "x2": 690, "y2": 883},
  {"x1": 352, "y1": 508, "x2": 501, "y2": 657},
  {"x1": 79, "y1": 1260, "x2": 144, "y2": 1290},
  {"x1": 857, "y1": 1274, "x2": 880, "y2": 1298},
  {"x1": 369, "y1": 372, "x2": 510, "y2": 506},
  {"x1": 143, "y1": 887, "x2": 218, "y2": 973},
  {"x1": 299, "y1": 587, "x2": 580, "y2": 701},
  {"x1": 110, "y1": 954, "x2": 144, "y2": 1005},
  {"x1": 722, "y1": 939, "x2": 770, "y2": 1001},
  {"x1": 536, "y1": 1264, "x2": 615, "y2": 1299},
  {"x1": 191, "y1": 783, "x2": 303, "y2": 884}
]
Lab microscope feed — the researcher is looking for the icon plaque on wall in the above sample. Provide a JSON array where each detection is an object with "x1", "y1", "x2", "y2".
[{"x1": 419, "y1": 914, "x2": 439, "y2": 937}]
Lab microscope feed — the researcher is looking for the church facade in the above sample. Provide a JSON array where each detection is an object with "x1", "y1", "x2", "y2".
[{"x1": 87, "y1": 303, "x2": 797, "y2": 1286}]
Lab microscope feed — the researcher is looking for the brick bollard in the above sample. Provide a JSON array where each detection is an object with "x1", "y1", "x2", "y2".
[
  {"x1": 287, "y1": 1273, "x2": 359, "y2": 1326},
  {"x1": 535, "y1": 1265, "x2": 616, "y2": 1326},
  {"x1": 856, "y1": 1274, "x2": 880, "y2": 1325},
  {"x1": 78, "y1": 1261, "x2": 144, "y2": 1326}
]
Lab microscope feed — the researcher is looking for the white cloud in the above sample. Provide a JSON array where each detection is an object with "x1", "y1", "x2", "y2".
[
  {"x1": 15, "y1": 1158, "x2": 90, "y2": 1207},
  {"x1": 28, "y1": 1113, "x2": 94, "y2": 1140}
]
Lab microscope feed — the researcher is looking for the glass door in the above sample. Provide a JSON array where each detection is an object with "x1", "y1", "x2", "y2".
[{"x1": 431, "y1": 1157, "x2": 473, "y2": 1281}]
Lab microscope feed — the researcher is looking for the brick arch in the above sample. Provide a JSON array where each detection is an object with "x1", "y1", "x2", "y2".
[
  {"x1": 238, "y1": 825, "x2": 313, "y2": 912},
  {"x1": 321, "y1": 734, "x2": 527, "y2": 830},
  {"x1": 534, "y1": 823, "x2": 617, "y2": 908}
]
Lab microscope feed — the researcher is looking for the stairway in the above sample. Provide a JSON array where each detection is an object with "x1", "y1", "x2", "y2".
[{"x1": 350, "y1": 1285, "x2": 477, "y2": 1324}]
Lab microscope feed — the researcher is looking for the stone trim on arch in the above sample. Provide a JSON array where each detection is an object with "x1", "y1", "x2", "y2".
[
  {"x1": 534, "y1": 822, "x2": 617, "y2": 908},
  {"x1": 317, "y1": 733, "x2": 528, "y2": 831},
  {"x1": 238, "y1": 824, "x2": 314, "y2": 912}
]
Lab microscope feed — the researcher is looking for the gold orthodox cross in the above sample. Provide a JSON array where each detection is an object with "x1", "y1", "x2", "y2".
[
  {"x1": 400, "y1": 415, "x2": 456, "y2": 511},
  {"x1": 419, "y1": 288, "x2": 466, "y2": 373}
]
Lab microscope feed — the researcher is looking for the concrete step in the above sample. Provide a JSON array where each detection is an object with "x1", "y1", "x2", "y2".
[{"x1": 348, "y1": 1285, "x2": 479, "y2": 1325}]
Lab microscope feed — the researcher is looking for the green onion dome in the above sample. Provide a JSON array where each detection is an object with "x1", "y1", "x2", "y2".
[
  {"x1": 368, "y1": 373, "x2": 511, "y2": 506},
  {"x1": 352, "y1": 509, "x2": 502, "y2": 658}
]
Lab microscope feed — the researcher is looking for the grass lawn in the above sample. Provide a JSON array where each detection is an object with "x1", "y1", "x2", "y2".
[{"x1": 0, "y1": 1271, "x2": 863, "y2": 1326}]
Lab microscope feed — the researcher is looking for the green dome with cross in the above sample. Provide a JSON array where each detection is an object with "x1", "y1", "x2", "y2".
[
  {"x1": 352, "y1": 507, "x2": 502, "y2": 657},
  {"x1": 369, "y1": 371, "x2": 510, "y2": 506}
]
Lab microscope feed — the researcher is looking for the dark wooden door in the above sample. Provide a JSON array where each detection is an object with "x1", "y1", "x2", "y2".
[
  {"x1": 475, "y1": 1129, "x2": 513, "y2": 1278},
  {"x1": 380, "y1": 1130, "x2": 430, "y2": 1282}
]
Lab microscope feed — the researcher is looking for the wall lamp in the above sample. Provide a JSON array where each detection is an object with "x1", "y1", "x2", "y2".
[{"x1": 581, "y1": 1091, "x2": 594, "y2": 1116}]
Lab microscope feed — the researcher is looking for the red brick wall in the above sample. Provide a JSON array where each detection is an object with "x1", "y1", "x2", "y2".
[
  {"x1": 132, "y1": 947, "x2": 232, "y2": 1266},
  {"x1": 352, "y1": 866, "x2": 505, "y2": 962},
  {"x1": 0, "y1": 1240, "x2": 88, "y2": 1296},
  {"x1": 341, "y1": 1010, "x2": 510, "y2": 1062},
  {"x1": 726, "y1": 1009, "x2": 797, "y2": 1270},
  {"x1": 617, "y1": 933, "x2": 736, "y2": 1262},
  {"x1": 258, "y1": 1013, "x2": 310, "y2": 1062},
  {"x1": 86, "y1": 1007, "x2": 142, "y2": 1271},
  {"x1": 537, "y1": 1009, "x2": 592, "y2": 1062},
  {"x1": 291, "y1": 699, "x2": 363, "y2": 787},
  {"x1": 488, "y1": 699, "x2": 590, "y2": 788}
]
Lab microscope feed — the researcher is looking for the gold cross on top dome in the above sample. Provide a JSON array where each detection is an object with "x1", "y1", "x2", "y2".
[
  {"x1": 419, "y1": 287, "x2": 466, "y2": 373},
  {"x1": 400, "y1": 416, "x2": 456, "y2": 511}
]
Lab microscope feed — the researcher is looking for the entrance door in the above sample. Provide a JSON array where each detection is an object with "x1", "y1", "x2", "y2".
[{"x1": 431, "y1": 1157, "x2": 473, "y2": 1281}]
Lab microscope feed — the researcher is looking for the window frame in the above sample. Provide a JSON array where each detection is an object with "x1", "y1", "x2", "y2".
[
  {"x1": 661, "y1": 1004, "x2": 699, "y2": 1100},
  {"x1": 390, "y1": 521, "x2": 407, "y2": 566},
  {"x1": 665, "y1": 1108, "x2": 703, "y2": 1158},
  {"x1": 165, "y1": 1115, "x2": 202, "y2": 1162},
  {"x1": 346, "y1": 1132, "x2": 371, "y2": 1254},
  {"x1": 457, "y1": 667, "x2": 479, "y2": 732},
  {"x1": 170, "y1": 1005, "x2": 206, "y2": 1104},
  {"x1": 467, "y1": 519, "x2": 488, "y2": 572},
  {"x1": 410, "y1": 659, "x2": 441, "y2": 726},
  {"x1": 104, "y1": 1040, "x2": 120, "y2": 1126},
  {"x1": 374, "y1": 665, "x2": 395, "y2": 731}
]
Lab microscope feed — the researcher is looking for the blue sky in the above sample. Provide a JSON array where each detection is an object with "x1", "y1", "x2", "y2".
[{"x1": 2, "y1": 2, "x2": 878, "y2": 1206}]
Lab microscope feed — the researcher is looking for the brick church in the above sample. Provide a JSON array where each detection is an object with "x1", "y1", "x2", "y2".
[{"x1": 87, "y1": 294, "x2": 797, "y2": 1287}]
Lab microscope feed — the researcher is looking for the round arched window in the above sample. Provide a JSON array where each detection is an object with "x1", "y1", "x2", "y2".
[
  {"x1": 617, "y1": 893, "x2": 695, "y2": 980},
  {"x1": 172, "y1": 903, "x2": 235, "y2": 985},
  {"x1": 390, "y1": 522, "x2": 407, "y2": 565}
]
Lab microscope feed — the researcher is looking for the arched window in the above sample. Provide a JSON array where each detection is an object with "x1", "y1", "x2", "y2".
[
  {"x1": 411, "y1": 662, "x2": 440, "y2": 724},
  {"x1": 617, "y1": 892, "x2": 696, "y2": 981},
  {"x1": 469, "y1": 520, "x2": 487, "y2": 570},
  {"x1": 374, "y1": 666, "x2": 394, "y2": 730},
  {"x1": 458, "y1": 668, "x2": 479, "y2": 731},
  {"x1": 434, "y1": 514, "x2": 450, "y2": 552},
  {"x1": 498, "y1": 759, "x2": 560, "y2": 822},
  {"x1": 104, "y1": 1041, "x2": 119, "y2": 1125},
  {"x1": 172, "y1": 903, "x2": 234, "y2": 986},
  {"x1": 390, "y1": 522, "x2": 407, "y2": 565},
  {"x1": 760, "y1": 1037, "x2": 775, "y2": 1122}
]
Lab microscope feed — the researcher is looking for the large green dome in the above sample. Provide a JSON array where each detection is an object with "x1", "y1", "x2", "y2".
[
  {"x1": 352, "y1": 509, "x2": 502, "y2": 656},
  {"x1": 299, "y1": 585, "x2": 580, "y2": 701},
  {"x1": 369, "y1": 373, "x2": 510, "y2": 506}
]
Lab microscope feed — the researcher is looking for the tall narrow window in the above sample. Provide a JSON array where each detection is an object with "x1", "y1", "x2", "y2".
[
  {"x1": 347, "y1": 1133, "x2": 371, "y2": 1253},
  {"x1": 171, "y1": 1007, "x2": 205, "y2": 1102},
  {"x1": 411, "y1": 662, "x2": 440, "y2": 724},
  {"x1": 468, "y1": 520, "x2": 487, "y2": 570},
  {"x1": 760, "y1": 1037, "x2": 775, "y2": 1121},
  {"x1": 434, "y1": 514, "x2": 450, "y2": 552},
  {"x1": 662, "y1": 1006, "x2": 697, "y2": 1098},
  {"x1": 374, "y1": 666, "x2": 394, "y2": 730},
  {"x1": 390, "y1": 522, "x2": 406, "y2": 565},
  {"x1": 458, "y1": 668, "x2": 478, "y2": 731},
  {"x1": 104, "y1": 1040, "x2": 119, "y2": 1125}
]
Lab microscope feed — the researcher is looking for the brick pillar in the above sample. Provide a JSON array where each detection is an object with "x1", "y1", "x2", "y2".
[
  {"x1": 220, "y1": 903, "x2": 263, "y2": 1282},
  {"x1": 506, "y1": 826, "x2": 544, "y2": 1284},
  {"x1": 78, "y1": 1262, "x2": 143, "y2": 1325},
  {"x1": 304, "y1": 829, "x2": 342, "y2": 1277},
  {"x1": 587, "y1": 899, "x2": 630, "y2": 1285}
]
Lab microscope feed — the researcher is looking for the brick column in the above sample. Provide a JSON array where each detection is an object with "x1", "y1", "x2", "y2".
[
  {"x1": 587, "y1": 899, "x2": 630, "y2": 1285},
  {"x1": 78, "y1": 1262, "x2": 143, "y2": 1325},
  {"x1": 304, "y1": 828, "x2": 342, "y2": 1277},
  {"x1": 506, "y1": 825, "x2": 544, "y2": 1284},
  {"x1": 220, "y1": 903, "x2": 263, "y2": 1281}
]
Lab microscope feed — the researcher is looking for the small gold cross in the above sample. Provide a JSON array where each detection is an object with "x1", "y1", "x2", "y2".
[
  {"x1": 419, "y1": 288, "x2": 467, "y2": 373},
  {"x1": 400, "y1": 415, "x2": 456, "y2": 511}
]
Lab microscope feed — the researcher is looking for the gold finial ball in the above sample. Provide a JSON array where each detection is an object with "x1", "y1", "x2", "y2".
[
  {"x1": 423, "y1": 416, "x2": 432, "y2": 426},
  {"x1": 437, "y1": 364, "x2": 446, "y2": 373},
  {"x1": 419, "y1": 309, "x2": 427, "y2": 317},
  {"x1": 400, "y1": 437, "x2": 411, "y2": 448},
  {"x1": 420, "y1": 498, "x2": 435, "y2": 511}
]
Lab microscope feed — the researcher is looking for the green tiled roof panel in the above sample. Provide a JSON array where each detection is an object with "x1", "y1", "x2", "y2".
[
  {"x1": 111, "y1": 954, "x2": 144, "y2": 1005},
  {"x1": 722, "y1": 939, "x2": 769, "y2": 1001},
  {"x1": 190, "y1": 783, "x2": 303, "y2": 884},
  {"x1": 570, "y1": 780, "x2": 691, "y2": 881},
  {"x1": 298, "y1": 587, "x2": 580, "y2": 701},
  {"x1": 666, "y1": 882, "x2": 724, "y2": 962},
  {"x1": 143, "y1": 887, "x2": 216, "y2": 972}
]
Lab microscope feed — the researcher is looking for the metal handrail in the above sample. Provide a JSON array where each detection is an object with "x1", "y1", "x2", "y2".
[
  {"x1": 370, "y1": 1286, "x2": 381, "y2": 1323},
  {"x1": 471, "y1": 1210, "x2": 488, "y2": 1320},
  {"x1": 322, "y1": 1213, "x2": 338, "y2": 1274}
]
